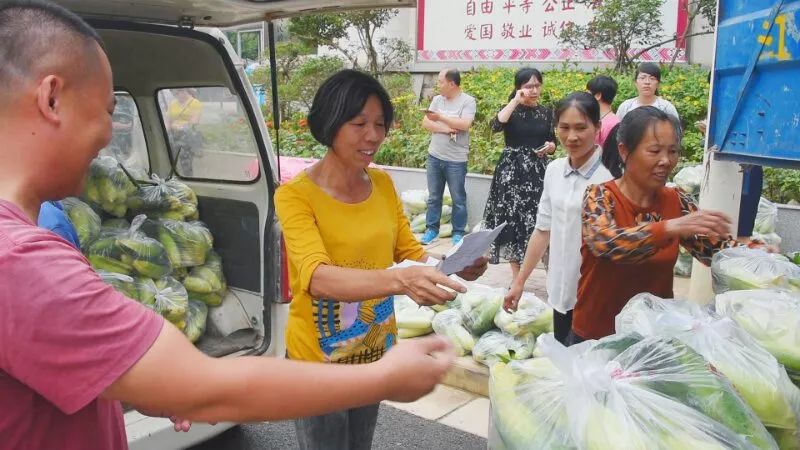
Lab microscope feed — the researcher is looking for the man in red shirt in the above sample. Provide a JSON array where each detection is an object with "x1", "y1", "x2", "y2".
[{"x1": 0, "y1": 2, "x2": 454, "y2": 449}]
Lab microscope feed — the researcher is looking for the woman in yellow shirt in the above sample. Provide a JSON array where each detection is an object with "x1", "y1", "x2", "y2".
[
  {"x1": 166, "y1": 88, "x2": 203, "y2": 175},
  {"x1": 275, "y1": 70, "x2": 488, "y2": 450}
]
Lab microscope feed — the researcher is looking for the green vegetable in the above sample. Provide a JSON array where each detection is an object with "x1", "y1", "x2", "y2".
[
  {"x1": 183, "y1": 300, "x2": 208, "y2": 343},
  {"x1": 61, "y1": 197, "x2": 101, "y2": 248}
]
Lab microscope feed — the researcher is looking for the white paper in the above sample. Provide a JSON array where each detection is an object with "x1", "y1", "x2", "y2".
[{"x1": 437, "y1": 222, "x2": 506, "y2": 276}]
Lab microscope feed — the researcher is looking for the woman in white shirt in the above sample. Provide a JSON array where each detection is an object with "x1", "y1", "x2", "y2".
[
  {"x1": 616, "y1": 63, "x2": 680, "y2": 122},
  {"x1": 504, "y1": 92, "x2": 614, "y2": 344}
]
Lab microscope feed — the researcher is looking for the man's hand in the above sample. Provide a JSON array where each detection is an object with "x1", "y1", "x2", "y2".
[
  {"x1": 376, "y1": 336, "x2": 454, "y2": 403},
  {"x1": 456, "y1": 256, "x2": 489, "y2": 281},
  {"x1": 504, "y1": 283, "x2": 523, "y2": 312},
  {"x1": 425, "y1": 111, "x2": 442, "y2": 122}
]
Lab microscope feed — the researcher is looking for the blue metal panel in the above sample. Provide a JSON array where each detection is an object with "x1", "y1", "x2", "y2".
[{"x1": 710, "y1": 0, "x2": 800, "y2": 168}]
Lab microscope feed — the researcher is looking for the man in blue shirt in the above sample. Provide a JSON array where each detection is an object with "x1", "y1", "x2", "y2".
[{"x1": 38, "y1": 200, "x2": 81, "y2": 249}]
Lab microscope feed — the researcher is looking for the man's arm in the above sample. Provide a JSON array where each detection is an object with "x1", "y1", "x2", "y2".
[
  {"x1": 435, "y1": 115, "x2": 474, "y2": 132},
  {"x1": 422, "y1": 116, "x2": 455, "y2": 133},
  {"x1": 103, "y1": 324, "x2": 454, "y2": 423}
]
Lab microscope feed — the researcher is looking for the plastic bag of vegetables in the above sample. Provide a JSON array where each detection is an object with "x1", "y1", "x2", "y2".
[
  {"x1": 394, "y1": 295, "x2": 435, "y2": 338},
  {"x1": 85, "y1": 228, "x2": 134, "y2": 275},
  {"x1": 494, "y1": 292, "x2": 552, "y2": 336},
  {"x1": 183, "y1": 300, "x2": 208, "y2": 343},
  {"x1": 400, "y1": 190, "x2": 427, "y2": 216},
  {"x1": 617, "y1": 293, "x2": 800, "y2": 433},
  {"x1": 711, "y1": 247, "x2": 800, "y2": 293},
  {"x1": 672, "y1": 164, "x2": 704, "y2": 196},
  {"x1": 114, "y1": 215, "x2": 173, "y2": 279},
  {"x1": 409, "y1": 214, "x2": 426, "y2": 233},
  {"x1": 153, "y1": 276, "x2": 189, "y2": 328},
  {"x1": 183, "y1": 250, "x2": 227, "y2": 306},
  {"x1": 756, "y1": 197, "x2": 779, "y2": 235},
  {"x1": 82, "y1": 155, "x2": 138, "y2": 217},
  {"x1": 472, "y1": 330, "x2": 535, "y2": 366},
  {"x1": 102, "y1": 218, "x2": 131, "y2": 229},
  {"x1": 716, "y1": 289, "x2": 800, "y2": 384},
  {"x1": 489, "y1": 356, "x2": 574, "y2": 450},
  {"x1": 432, "y1": 309, "x2": 475, "y2": 356},
  {"x1": 456, "y1": 284, "x2": 503, "y2": 336},
  {"x1": 97, "y1": 270, "x2": 157, "y2": 306},
  {"x1": 127, "y1": 175, "x2": 199, "y2": 221},
  {"x1": 61, "y1": 197, "x2": 101, "y2": 249},
  {"x1": 142, "y1": 219, "x2": 213, "y2": 268}
]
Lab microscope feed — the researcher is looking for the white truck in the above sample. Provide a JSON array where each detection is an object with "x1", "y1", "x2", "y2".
[{"x1": 55, "y1": 0, "x2": 414, "y2": 448}]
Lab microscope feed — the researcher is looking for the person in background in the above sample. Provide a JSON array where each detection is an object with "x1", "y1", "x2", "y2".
[
  {"x1": 601, "y1": 123, "x2": 624, "y2": 178},
  {"x1": 586, "y1": 75, "x2": 620, "y2": 146},
  {"x1": 38, "y1": 200, "x2": 80, "y2": 249},
  {"x1": 0, "y1": 3, "x2": 460, "y2": 449},
  {"x1": 616, "y1": 63, "x2": 680, "y2": 122},
  {"x1": 568, "y1": 107, "x2": 748, "y2": 345},
  {"x1": 166, "y1": 88, "x2": 204, "y2": 176},
  {"x1": 483, "y1": 68, "x2": 556, "y2": 282},
  {"x1": 503, "y1": 92, "x2": 613, "y2": 345},
  {"x1": 420, "y1": 69, "x2": 476, "y2": 245},
  {"x1": 276, "y1": 69, "x2": 488, "y2": 450}
]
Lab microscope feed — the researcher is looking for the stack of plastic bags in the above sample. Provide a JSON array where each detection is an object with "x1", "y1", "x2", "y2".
[
  {"x1": 711, "y1": 247, "x2": 800, "y2": 293},
  {"x1": 490, "y1": 331, "x2": 776, "y2": 450},
  {"x1": 616, "y1": 293, "x2": 800, "y2": 447},
  {"x1": 400, "y1": 189, "x2": 454, "y2": 237}
]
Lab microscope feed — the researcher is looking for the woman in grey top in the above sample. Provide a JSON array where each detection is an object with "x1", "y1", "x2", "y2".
[{"x1": 616, "y1": 63, "x2": 680, "y2": 122}]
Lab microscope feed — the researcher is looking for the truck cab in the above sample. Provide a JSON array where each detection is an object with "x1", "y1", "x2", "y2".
[{"x1": 54, "y1": 0, "x2": 415, "y2": 447}]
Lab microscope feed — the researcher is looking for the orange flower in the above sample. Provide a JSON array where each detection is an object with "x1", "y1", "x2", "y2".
[
  {"x1": 266, "y1": 121, "x2": 274, "y2": 129},
  {"x1": 298, "y1": 118, "x2": 308, "y2": 127}
]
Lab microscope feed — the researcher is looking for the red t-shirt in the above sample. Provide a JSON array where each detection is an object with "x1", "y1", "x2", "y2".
[{"x1": 0, "y1": 200, "x2": 164, "y2": 450}]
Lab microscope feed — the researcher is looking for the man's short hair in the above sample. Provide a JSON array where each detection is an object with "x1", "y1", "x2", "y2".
[
  {"x1": 307, "y1": 69, "x2": 395, "y2": 148},
  {"x1": 444, "y1": 69, "x2": 461, "y2": 87},
  {"x1": 586, "y1": 75, "x2": 618, "y2": 104},
  {"x1": 0, "y1": 0, "x2": 103, "y2": 96}
]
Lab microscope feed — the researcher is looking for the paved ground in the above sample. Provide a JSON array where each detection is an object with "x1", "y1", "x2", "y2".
[{"x1": 188, "y1": 402, "x2": 488, "y2": 450}]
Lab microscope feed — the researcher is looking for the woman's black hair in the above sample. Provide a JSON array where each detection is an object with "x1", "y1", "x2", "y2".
[
  {"x1": 635, "y1": 62, "x2": 662, "y2": 96},
  {"x1": 586, "y1": 75, "x2": 618, "y2": 104},
  {"x1": 601, "y1": 123, "x2": 624, "y2": 178},
  {"x1": 555, "y1": 91, "x2": 601, "y2": 126},
  {"x1": 616, "y1": 106, "x2": 682, "y2": 167},
  {"x1": 508, "y1": 67, "x2": 543, "y2": 101},
  {"x1": 307, "y1": 69, "x2": 394, "y2": 148}
]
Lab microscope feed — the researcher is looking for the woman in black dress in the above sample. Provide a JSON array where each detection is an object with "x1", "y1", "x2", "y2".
[{"x1": 483, "y1": 68, "x2": 556, "y2": 280}]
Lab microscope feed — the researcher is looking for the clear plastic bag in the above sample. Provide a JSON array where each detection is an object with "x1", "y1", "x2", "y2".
[
  {"x1": 432, "y1": 309, "x2": 475, "y2": 356},
  {"x1": 115, "y1": 215, "x2": 173, "y2": 279},
  {"x1": 755, "y1": 197, "x2": 779, "y2": 235},
  {"x1": 143, "y1": 219, "x2": 213, "y2": 268},
  {"x1": 491, "y1": 332, "x2": 773, "y2": 450},
  {"x1": 183, "y1": 249, "x2": 226, "y2": 306},
  {"x1": 82, "y1": 155, "x2": 138, "y2": 217},
  {"x1": 97, "y1": 270, "x2": 157, "y2": 306},
  {"x1": 400, "y1": 189, "x2": 428, "y2": 216},
  {"x1": 85, "y1": 228, "x2": 134, "y2": 275},
  {"x1": 494, "y1": 292, "x2": 552, "y2": 336},
  {"x1": 183, "y1": 300, "x2": 209, "y2": 343},
  {"x1": 673, "y1": 164, "x2": 704, "y2": 196},
  {"x1": 472, "y1": 330, "x2": 536, "y2": 366},
  {"x1": 127, "y1": 175, "x2": 199, "y2": 221},
  {"x1": 457, "y1": 284, "x2": 504, "y2": 336},
  {"x1": 394, "y1": 295, "x2": 435, "y2": 338},
  {"x1": 153, "y1": 276, "x2": 189, "y2": 326},
  {"x1": 617, "y1": 293, "x2": 800, "y2": 433},
  {"x1": 712, "y1": 247, "x2": 800, "y2": 293},
  {"x1": 716, "y1": 289, "x2": 800, "y2": 383},
  {"x1": 61, "y1": 197, "x2": 101, "y2": 249}
]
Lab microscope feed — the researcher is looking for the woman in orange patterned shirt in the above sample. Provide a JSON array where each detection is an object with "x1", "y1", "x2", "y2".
[{"x1": 569, "y1": 106, "x2": 743, "y2": 344}]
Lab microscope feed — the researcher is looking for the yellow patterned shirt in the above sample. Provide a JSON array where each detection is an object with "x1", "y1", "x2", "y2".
[{"x1": 275, "y1": 168, "x2": 425, "y2": 364}]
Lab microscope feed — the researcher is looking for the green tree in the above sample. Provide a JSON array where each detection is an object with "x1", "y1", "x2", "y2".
[
  {"x1": 559, "y1": 0, "x2": 666, "y2": 70},
  {"x1": 289, "y1": 10, "x2": 411, "y2": 73}
]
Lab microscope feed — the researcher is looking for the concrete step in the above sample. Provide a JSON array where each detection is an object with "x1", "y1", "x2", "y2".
[{"x1": 442, "y1": 355, "x2": 489, "y2": 397}]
